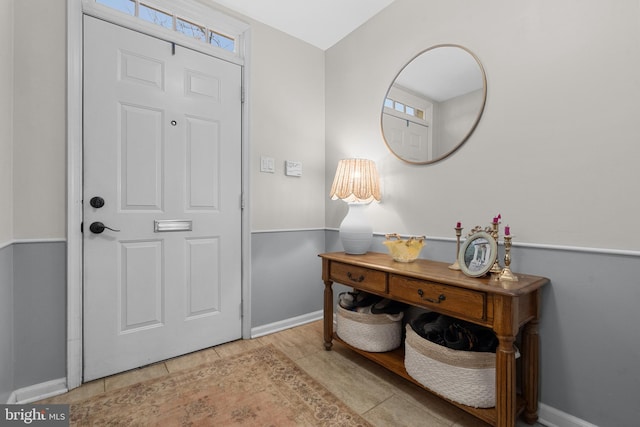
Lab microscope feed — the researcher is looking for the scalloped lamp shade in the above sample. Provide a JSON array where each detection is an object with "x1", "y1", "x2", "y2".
[{"x1": 329, "y1": 159, "x2": 381, "y2": 254}]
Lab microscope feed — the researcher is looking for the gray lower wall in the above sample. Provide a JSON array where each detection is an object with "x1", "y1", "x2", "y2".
[
  {"x1": 0, "y1": 244, "x2": 14, "y2": 403},
  {"x1": 0, "y1": 241, "x2": 67, "y2": 403},
  {"x1": 513, "y1": 245, "x2": 640, "y2": 427},
  {"x1": 12, "y1": 242, "x2": 66, "y2": 390},
  {"x1": 330, "y1": 230, "x2": 640, "y2": 427},
  {"x1": 251, "y1": 230, "x2": 325, "y2": 327},
  {"x1": 3, "y1": 233, "x2": 639, "y2": 426}
]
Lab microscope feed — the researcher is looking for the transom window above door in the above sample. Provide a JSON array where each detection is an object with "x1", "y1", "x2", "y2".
[{"x1": 94, "y1": 0, "x2": 236, "y2": 53}]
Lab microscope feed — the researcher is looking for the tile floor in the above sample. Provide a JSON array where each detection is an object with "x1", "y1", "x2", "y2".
[{"x1": 47, "y1": 320, "x2": 542, "y2": 427}]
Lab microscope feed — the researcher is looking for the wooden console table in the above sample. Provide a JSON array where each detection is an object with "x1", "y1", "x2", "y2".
[{"x1": 319, "y1": 252, "x2": 548, "y2": 427}]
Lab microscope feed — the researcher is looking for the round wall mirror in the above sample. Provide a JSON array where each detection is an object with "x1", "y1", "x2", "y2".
[{"x1": 381, "y1": 45, "x2": 487, "y2": 164}]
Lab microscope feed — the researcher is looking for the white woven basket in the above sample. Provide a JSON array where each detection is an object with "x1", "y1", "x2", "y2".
[
  {"x1": 336, "y1": 305, "x2": 403, "y2": 352},
  {"x1": 404, "y1": 324, "x2": 497, "y2": 408}
]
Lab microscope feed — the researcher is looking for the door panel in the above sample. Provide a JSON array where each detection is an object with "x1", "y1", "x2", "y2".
[
  {"x1": 121, "y1": 104, "x2": 164, "y2": 209},
  {"x1": 83, "y1": 16, "x2": 242, "y2": 381},
  {"x1": 119, "y1": 240, "x2": 164, "y2": 332},
  {"x1": 186, "y1": 238, "x2": 221, "y2": 317},
  {"x1": 186, "y1": 117, "x2": 220, "y2": 208}
]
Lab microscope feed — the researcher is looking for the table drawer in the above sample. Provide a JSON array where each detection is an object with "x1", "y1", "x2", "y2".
[
  {"x1": 389, "y1": 275, "x2": 486, "y2": 321},
  {"x1": 330, "y1": 262, "x2": 387, "y2": 293}
]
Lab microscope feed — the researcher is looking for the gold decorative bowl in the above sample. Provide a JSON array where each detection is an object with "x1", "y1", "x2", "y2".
[{"x1": 383, "y1": 233, "x2": 426, "y2": 262}]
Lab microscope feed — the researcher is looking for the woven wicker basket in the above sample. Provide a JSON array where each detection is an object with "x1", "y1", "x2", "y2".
[
  {"x1": 404, "y1": 324, "x2": 497, "y2": 408},
  {"x1": 336, "y1": 305, "x2": 403, "y2": 352}
]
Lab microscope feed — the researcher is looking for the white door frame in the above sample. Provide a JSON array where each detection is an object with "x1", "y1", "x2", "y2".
[{"x1": 66, "y1": 0, "x2": 252, "y2": 390}]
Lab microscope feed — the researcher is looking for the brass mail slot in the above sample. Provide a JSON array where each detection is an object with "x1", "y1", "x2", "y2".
[{"x1": 154, "y1": 220, "x2": 192, "y2": 232}]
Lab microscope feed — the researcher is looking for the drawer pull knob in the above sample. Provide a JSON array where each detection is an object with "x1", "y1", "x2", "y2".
[
  {"x1": 347, "y1": 272, "x2": 365, "y2": 283},
  {"x1": 417, "y1": 289, "x2": 446, "y2": 304}
]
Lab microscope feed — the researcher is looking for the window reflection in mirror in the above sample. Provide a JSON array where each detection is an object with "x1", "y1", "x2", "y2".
[{"x1": 381, "y1": 45, "x2": 487, "y2": 164}]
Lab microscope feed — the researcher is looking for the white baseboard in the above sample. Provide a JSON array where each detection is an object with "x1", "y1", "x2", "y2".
[
  {"x1": 250, "y1": 310, "x2": 323, "y2": 338},
  {"x1": 538, "y1": 403, "x2": 598, "y2": 427},
  {"x1": 6, "y1": 378, "x2": 68, "y2": 404}
]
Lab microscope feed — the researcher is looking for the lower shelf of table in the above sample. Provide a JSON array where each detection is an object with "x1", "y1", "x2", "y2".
[{"x1": 332, "y1": 334, "x2": 526, "y2": 426}]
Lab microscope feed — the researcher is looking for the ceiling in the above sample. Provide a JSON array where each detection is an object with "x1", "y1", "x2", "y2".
[{"x1": 207, "y1": 0, "x2": 396, "y2": 50}]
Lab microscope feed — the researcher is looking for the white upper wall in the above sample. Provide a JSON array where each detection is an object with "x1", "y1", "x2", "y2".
[
  {"x1": 12, "y1": 0, "x2": 66, "y2": 239},
  {"x1": 203, "y1": 1, "x2": 327, "y2": 231},
  {"x1": 15, "y1": 0, "x2": 640, "y2": 246},
  {"x1": 8, "y1": 0, "x2": 326, "y2": 239},
  {"x1": 0, "y1": 0, "x2": 13, "y2": 244},
  {"x1": 247, "y1": 20, "x2": 326, "y2": 231},
  {"x1": 325, "y1": 0, "x2": 640, "y2": 251}
]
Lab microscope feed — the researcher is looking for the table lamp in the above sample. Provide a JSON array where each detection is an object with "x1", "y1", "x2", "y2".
[{"x1": 329, "y1": 158, "x2": 381, "y2": 254}]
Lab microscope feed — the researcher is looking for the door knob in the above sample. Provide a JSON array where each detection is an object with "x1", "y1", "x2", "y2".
[
  {"x1": 89, "y1": 222, "x2": 120, "y2": 234},
  {"x1": 90, "y1": 196, "x2": 105, "y2": 208}
]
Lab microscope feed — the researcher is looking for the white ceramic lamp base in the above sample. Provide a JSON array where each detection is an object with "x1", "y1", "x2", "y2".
[{"x1": 339, "y1": 203, "x2": 373, "y2": 255}]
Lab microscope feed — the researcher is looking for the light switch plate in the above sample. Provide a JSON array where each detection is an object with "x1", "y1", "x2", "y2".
[
  {"x1": 260, "y1": 156, "x2": 275, "y2": 173},
  {"x1": 285, "y1": 160, "x2": 302, "y2": 177}
]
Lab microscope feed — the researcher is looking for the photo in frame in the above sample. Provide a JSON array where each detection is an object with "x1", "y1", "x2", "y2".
[{"x1": 458, "y1": 231, "x2": 497, "y2": 277}]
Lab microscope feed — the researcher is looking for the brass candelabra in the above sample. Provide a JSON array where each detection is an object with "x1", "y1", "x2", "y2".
[
  {"x1": 489, "y1": 220, "x2": 502, "y2": 274},
  {"x1": 498, "y1": 235, "x2": 518, "y2": 281},
  {"x1": 448, "y1": 225, "x2": 463, "y2": 270}
]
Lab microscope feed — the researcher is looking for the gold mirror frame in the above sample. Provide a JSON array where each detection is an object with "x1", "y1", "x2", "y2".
[{"x1": 381, "y1": 44, "x2": 487, "y2": 165}]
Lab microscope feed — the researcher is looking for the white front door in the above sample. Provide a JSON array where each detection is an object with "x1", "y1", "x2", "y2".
[{"x1": 83, "y1": 16, "x2": 242, "y2": 381}]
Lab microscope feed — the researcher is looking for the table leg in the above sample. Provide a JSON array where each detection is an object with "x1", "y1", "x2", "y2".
[
  {"x1": 521, "y1": 319, "x2": 540, "y2": 424},
  {"x1": 495, "y1": 335, "x2": 517, "y2": 427},
  {"x1": 323, "y1": 280, "x2": 334, "y2": 350}
]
